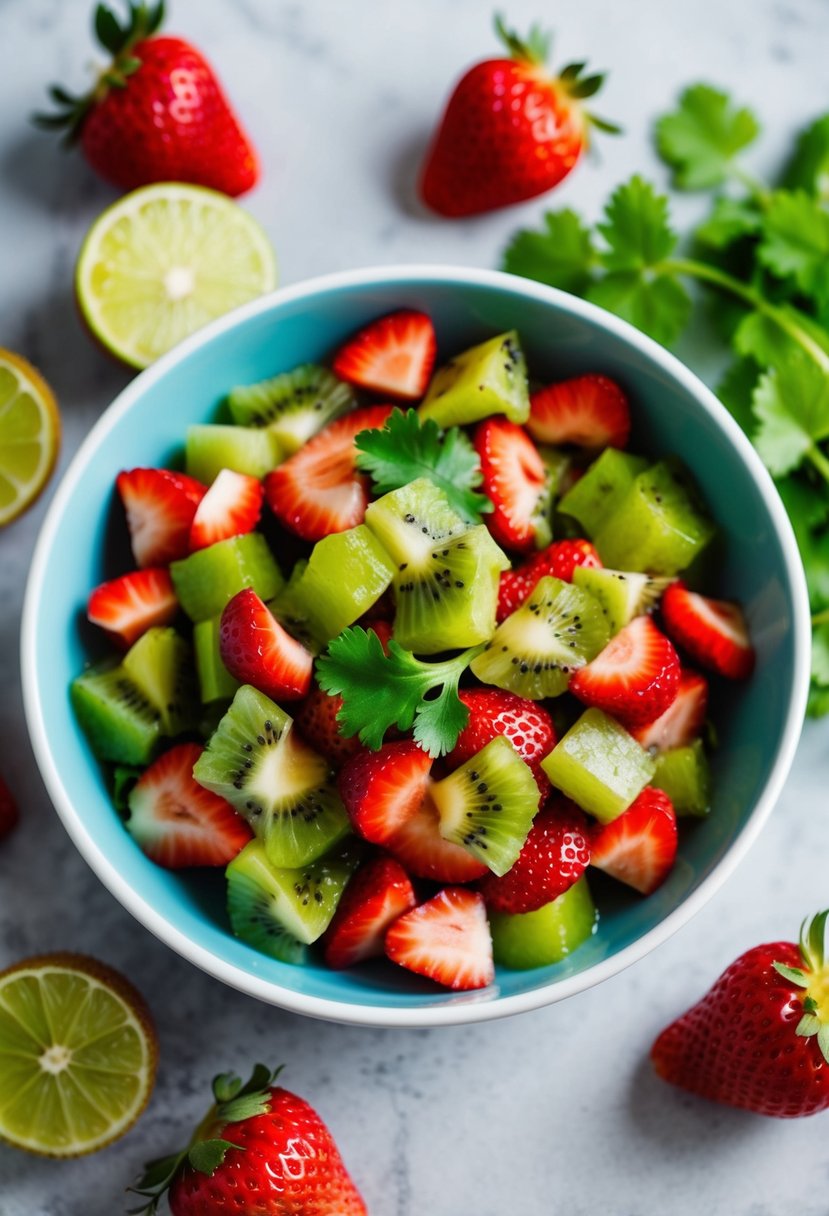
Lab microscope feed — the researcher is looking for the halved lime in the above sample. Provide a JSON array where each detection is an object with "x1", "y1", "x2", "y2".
[
  {"x1": 75, "y1": 182, "x2": 277, "y2": 369},
  {"x1": 0, "y1": 349, "x2": 60, "y2": 526},
  {"x1": 0, "y1": 953, "x2": 157, "y2": 1156}
]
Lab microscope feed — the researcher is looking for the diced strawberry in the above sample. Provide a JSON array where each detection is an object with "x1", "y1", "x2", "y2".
[
  {"x1": 219, "y1": 589, "x2": 313, "y2": 702},
  {"x1": 126, "y1": 743, "x2": 253, "y2": 868},
  {"x1": 661, "y1": 581, "x2": 755, "y2": 680},
  {"x1": 0, "y1": 776, "x2": 19, "y2": 840},
  {"x1": 447, "y1": 689, "x2": 554, "y2": 798},
  {"x1": 478, "y1": 797, "x2": 590, "y2": 914},
  {"x1": 116, "y1": 467, "x2": 206, "y2": 567},
  {"x1": 497, "y1": 538, "x2": 601, "y2": 622},
  {"x1": 589, "y1": 786, "x2": 677, "y2": 895},
  {"x1": 528, "y1": 374, "x2": 630, "y2": 449},
  {"x1": 569, "y1": 615, "x2": 680, "y2": 727},
  {"x1": 188, "y1": 468, "x2": 263, "y2": 551},
  {"x1": 264, "y1": 405, "x2": 393, "y2": 542},
  {"x1": 385, "y1": 792, "x2": 488, "y2": 883},
  {"x1": 87, "y1": 567, "x2": 178, "y2": 647},
  {"x1": 338, "y1": 740, "x2": 432, "y2": 845},
  {"x1": 385, "y1": 887, "x2": 494, "y2": 991},
  {"x1": 474, "y1": 417, "x2": 549, "y2": 552},
  {"x1": 323, "y1": 855, "x2": 417, "y2": 969},
  {"x1": 332, "y1": 310, "x2": 437, "y2": 401},
  {"x1": 630, "y1": 669, "x2": 709, "y2": 752}
]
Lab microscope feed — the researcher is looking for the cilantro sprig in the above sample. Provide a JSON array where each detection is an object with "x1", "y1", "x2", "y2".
[{"x1": 316, "y1": 626, "x2": 482, "y2": 757}]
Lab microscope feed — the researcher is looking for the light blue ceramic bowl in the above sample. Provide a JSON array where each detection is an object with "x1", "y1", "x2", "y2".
[{"x1": 22, "y1": 266, "x2": 810, "y2": 1026}]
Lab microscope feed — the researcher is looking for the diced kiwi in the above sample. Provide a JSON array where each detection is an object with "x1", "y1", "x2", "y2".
[
  {"x1": 538, "y1": 445, "x2": 572, "y2": 500},
  {"x1": 651, "y1": 739, "x2": 711, "y2": 817},
  {"x1": 193, "y1": 617, "x2": 240, "y2": 703},
  {"x1": 594, "y1": 460, "x2": 716, "y2": 575},
  {"x1": 431, "y1": 736, "x2": 540, "y2": 876},
  {"x1": 110, "y1": 765, "x2": 142, "y2": 816},
  {"x1": 288, "y1": 525, "x2": 397, "y2": 643},
  {"x1": 70, "y1": 664, "x2": 161, "y2": 765},
  {"x1": 558, "y1": 449, "x2": 649, "y2": 537},
  {"x1": 268, "y1": 560, "x2": 321, "y2": 655},
  {"x1": 470, "y1": 575, "x2": 610, "y2": 699},
  {"x1": 227, "y1": 364, "x2": 355, "y2": 455},
  {"x1": 490, "y1": 877, "x2": 598, "y2": 970},
  {"x1": 170, "y1": 533, "x2": 283, "y2": 623},
  {"x1": 193, "y1": 685, "x2": 351, "y2": 867},
  {"x1": 185, "y1": 424, "x2": 282, "y2": 483},
  {"x1": 419, "y1": 331, "x2": 530, "y2": 427},
  {"x1": 122, "y1": 627, "x2": 199, "y2": 735},
  {"x1": 572, "y1": 567, "x2": 672, "y2": 636},
  {"x1": 541, "y1": 708, "x2": 655, "y2": 823}
]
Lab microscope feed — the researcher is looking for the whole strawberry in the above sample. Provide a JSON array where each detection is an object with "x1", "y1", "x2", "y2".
[
  {"x1": 652, "y1": 911, "x2": 829, "y2": 1118},
  {"x1": 420, "y1": 16, "x2": 617, "y2": 217},
  {"x1": 35, "y1": 1, "x2": 258, "y2": 197},
  {"x1": 131, "y1": 1064, "x2": 366, "y2": 1214}
]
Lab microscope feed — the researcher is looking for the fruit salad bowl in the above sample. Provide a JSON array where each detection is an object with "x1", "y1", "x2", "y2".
[{"x1": 22, "y1": 265, "x2": 810, "y2": 1027}]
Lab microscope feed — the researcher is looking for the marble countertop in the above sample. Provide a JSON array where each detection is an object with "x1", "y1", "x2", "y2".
[{"x1": 2, "y1": 0, "x2": 828, "y2": 1212}]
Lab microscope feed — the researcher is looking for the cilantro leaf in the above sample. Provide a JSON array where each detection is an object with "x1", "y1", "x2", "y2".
[
  {"x1": 587, "y1": 273, "x2": 692, "y2": 347},
  {"x1": 757, "y1": 190, "x2": 829, "y2": 303},
  {"x1": 781, "y1": 113, "x2": 829, "y2": 198},
  {"x1": 502, "y1": 208, "x2": 596, "y2": 294},
  {"x1": 597, "y1": 176, "x2": 678, "y2": 271},
  {"x1": 775, "y1": 472, "x2": 829, "y2": 608},
  {"x1": 751, "y1": 355, "x2": 829, "y2": 475},
  {"x1": 655, "y1": 83, "x2": 760, "y2": 190},
  {"x1": 734, "y1": 303, "x2": 829, "y2": 368},
  {"x1": 716, "y1": 357, "x2": 760, "y2": 434},
  {"x1": 354, "y1": 409, "x2": 491, "y2": 524},
  {"x1": 811, "y1": 622, "x2": 829, "y2": 686},
  {"x1": 696, "y1": 196, "x2": 763, "y2": 248}
]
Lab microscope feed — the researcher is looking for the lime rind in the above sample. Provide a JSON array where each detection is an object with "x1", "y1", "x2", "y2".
[{"x1": 0, "y1": 349, "x2": 60, "y2": 525}]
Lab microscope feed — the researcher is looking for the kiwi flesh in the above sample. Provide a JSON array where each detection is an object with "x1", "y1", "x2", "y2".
[
  {"x1": 193, "y1": 685, "x2": 351, "y2": 867},
  {"x1": 651, "y1": 740, "x2": 711, "y2": 817},
  {"x1": 170, "y1": 533, "x2": 283, "y2": 623},
  {"x1": 490, "y1": 876, "x2": 598, "y2": 970},
  {"x1": 287, "y1": 525, "x2": 397, "y2": 643},
  {"x1": 71, "y1": 663, "x2": 161, "y2": 765},
  {"x1": 541, "y1": 708, "x2": 655, "y2": 823},
  {"x1": 419, "y1": 331, "x2": 530, "y2": 427},
  {"x1": 227, "y1": 364, "x2": 355, "y2": 455},
  {"x1": 572, "y1": 567, "x2": 672, "y2": 636},
  {"x1": 431, "y1": 736, "x2": 540, "y2": 876},
  {"x1": 470, "y1": 575, "x2": 609, "y2": 699},
  {"x1": 268, "y1": 560, "x2": 321, "y2": 655},
  {"x1": 122, "y1": 626, "x2": 199, "y2": 734},
  {"x1": 185, "y1": 423, "x2": 282, "y2": 483},
  {"x1": 558, "y1": 449, "x2": 649, "y2": 537},
  {"x1": 193, "y1": 617, "x2": 241, "y2": 703}
]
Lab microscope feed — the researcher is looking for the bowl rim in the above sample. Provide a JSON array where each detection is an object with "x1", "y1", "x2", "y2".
[{"x1": 21, "y1": 263, "x2": 811, "y2": 1028}]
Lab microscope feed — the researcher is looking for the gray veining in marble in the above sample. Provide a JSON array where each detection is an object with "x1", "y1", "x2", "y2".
[{"x1": 1, "y1": 0, "x2": 829, "y2": 1212}]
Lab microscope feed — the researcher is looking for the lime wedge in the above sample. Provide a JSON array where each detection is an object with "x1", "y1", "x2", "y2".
[
  {"x1": 0, "y1": 348, "x2": 60, "y2": 526},
  {"x1": 75, "y1": 182, "x2": 277, "y2": 369},
  {"x1": 0, "y1": 953, "x2": 157, "y2": 1156}
]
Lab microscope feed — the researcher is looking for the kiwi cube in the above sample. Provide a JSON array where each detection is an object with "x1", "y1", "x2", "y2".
[
  {"x1": 572, "y1": 567, "x2": 671, "y2": 636},
  {"x1": 419, "y1": 331, "x2": 530, "y2": 427},
  {"x1": 490, "y1": 877, "x2": 598, "y2": 970},
  {"x1": 227, "y1": 364, "x2": 355, "y2": 455},
  {"x1": 185, "y1": 424, "x2": 282, "y2": 483},
  {"x1": 541, "y1": 708, "x2": 655, "y2": 823},
  {"x1": 651, "y1": 739, "x2": 711, "y2": 817},
  {"x1": 70, "y1": 664, "x2": 161, "y2": 765},
  {"x1": 170, "y1": 533, "x2": 283, "y2": 623},
  {"x1": 122, "y1": 626, "x2": 199, "y2": 735},
  {"x1": 290, "y1": 525, "x2": 396, "y2": 643},
  {"x1": 558, "y1": 449, "x2": 649, "y2": 537},
  {"x1": 193, "y1": 617, "x2": 240, "y2": 703},
  {"x1": 268, "y1": 560, "x2": 321, "y2": 656}
]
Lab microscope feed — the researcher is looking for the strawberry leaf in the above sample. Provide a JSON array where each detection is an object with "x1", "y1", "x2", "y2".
[
  {"x1": 655, "y1": 84, "x2": 760, "y2": 190},
  {"x1": 502, "y1": 208, "x2": 596, "y2": 295},
  {"x1": 94, "y1": 3, "x2": 126, "y2": 54},
  {"x1": 772, "y1": 961, "x2": 811, "y2": 988},
  {"x1": 188, "y1": 1139, "x2": 240, "y2": 1176}
]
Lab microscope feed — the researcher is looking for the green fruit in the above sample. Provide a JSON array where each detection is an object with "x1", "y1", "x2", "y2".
[
  {"x1": 651, "y1": 739, "x2": 711, "y2": 817},
  {"x1": 193, "y1": 617, "x2": 240, "y2": 703},
  {"x1": 572, "y1": 567, "x2": 672, "y2": 635},
  {"x1": 419, "y1": 331, "x2": 530, "y2": 427},
  {"x1": 185, "y1": 423, "x2": 281, "y2": 483},
  {"x1": 541, "y1": 708, "x2": 655, "y2": 823},
  {"x1": 288, "y1": 525, "x2": 396, "y2": 643},
  {"x1": 558, "y1": 449, "x2": 649, "y2": 537},
  {"x1": 227, "y1": 363, "x2": 355, "y2": 455},
  {"x1": 470, "y1": 575, "x2": 609, "y2": 699},
  {"x1": 70, "y1": 664, "x2": 161, "y2": 765},
  {"x1": 170, "y1": 533, "x2": 283, "y2": 623},
  {"x1": 122, "y1": 626, "x2": 199, "y2": 735},
  {"x1": 268, "y1": 560, "x2": 321, "y2": 655},
  {"x1": 490, "y1": 877, "x2": 598, "y2": 970}
]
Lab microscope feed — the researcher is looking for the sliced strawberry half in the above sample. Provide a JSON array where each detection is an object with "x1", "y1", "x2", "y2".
[
  {"x1": 338, "y1": 740, "x2": 432, "y2": 845},
  {"x1": 294, "y1": 688, "x2": 362, "y2": 767},
  {"x1": 385, "y1": 887, "x2": 494, "y2": 991},
  {"x1": 332, "y1": 310, "x2": 437, "y2": 400},
  {"x1": 87, "y1": 567, "x2": 178, "y2": 647},
  {"x1": 323, "y1": 855, "x2": 417, "y2": 969},
  {"x1": 447, "y1": 688, "x2": 555, "y2": 798},
  {"x1": 569, "y1": 614, "x2": 680, "y2": 727},
  {"x1": 474, "y1": 417, "x2": 550, "y2": 552},
  {"x1": 188, "y1": 468, "x2": 263, "y2": 551},
  {"x1": 116, "y1": 467, "x2": 206, "y2": 567},
  {"x1": 219, "y1": 588, "x2": 313, "y2": 701},
  {"x1": 589, "y1": 786, "x2": 677, "y2": 895},
  {"x1": 478, "y1": 797, "x2": 590, "y2": 914},
  {"x1": 125, "y1": 743, "x2": 253, "y2": 868},
  {"x1": 497, "y1": 538, "x2": 601, "y2": 622},
  {"x1": 385, "y1": 792, "x2": 488, "y2": 883},
  {"x1": 264, "y1": 405, "x2": 393, "y2": 542},
  {"x1": 528, "y1": 374, "x2": 630, "y2": 449},
  {"x1": 661, "y1": 581, "x2": 755, "y2": 680},
  {"x1": 630, "y1": 668, "x2": 709, "y2": 752}
]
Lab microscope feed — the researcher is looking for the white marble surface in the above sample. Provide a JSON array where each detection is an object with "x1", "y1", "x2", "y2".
[{"x1": 1, "y1": 0, "x2": 828, "y2": 1211}]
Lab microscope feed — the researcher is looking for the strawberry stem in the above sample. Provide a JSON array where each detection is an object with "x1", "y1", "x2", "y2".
[
  {"x1": 775, "y1": 911, "x2": 829, "y2": 1065},
  {"x1": 493, "y1": 13, "x2": 551, "y2": 66}
]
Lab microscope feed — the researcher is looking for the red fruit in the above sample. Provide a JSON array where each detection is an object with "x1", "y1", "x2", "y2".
[
  {"x1": 116, "y1": 467, "x2": 206, "y2": 567},
  {"x1": 569, "y1": 615, "x2": 681, "y2": 727},
  {"x1": 134, "y1": 1064, "x2": 367, "y2": 1214},
  {"x1": 419, "y1": 19, "x2": 614, "y2": 217},
  {"x1": 338, "y1": 741, "x2": 432, "y2": 845},
  {"x1": 479, "y1": 797, "x2": 590, "y2": 913},
  {"x1": 661, "y1": 581, "x2": 755, "y2": 680},
  {"x1": 39, "y1": 5, "x2": 258, "y2": 197},
  {"x1": 630, "y1": 668, "x2": 709, "y2": 752},
  {"x1": 0, "y1": 776, "x2": 19, "y2": 840},
  {"x1": 447, "y1": 688, "x2": 555, "y2": 797},
  {"x1": 219, "y1": 589, "x2": 313, "y2": 702},
  {"x1": 332, "y1": 311, "x2": 437, "y2": 401},
  {"x1": 589, "y1": 786, "x2": 677, "y2": 895},
  {"x1": 294, "y1": 688, "x2": 361, "y2": 767},
  {"x1": 651, "y1": 911, "x2": 829, "y2": 1117},
  {"x1": 386, "y1": 793, "x2": 489, "y2": 883},
  {"x1": 497, "y1": 538, "x2": 601, "y2": 622},
  {"x1": 474, "y1": 417, "x2": 549, "y2": 552},
  {"x1": 528, "y1": 374, "x2": 630, "y2": 449},
  {"x1": 126, "y1": 743, "x2": 252, "y2": 869},
  {"x1": 264, "y1": 405, "x2": 393, "y2": 542},
  {"x1": 188, "y1": 468, "x2": 263, "y2": 551},
  {"x1": 87, "y1": 566, "x2": 178, "y2": 647},
  {"x1": 385, "y1": 887, "x2": 494, "y2": 990},
  {"x1": 323, "y1": 855, "x2": 417, "y2": 969}
]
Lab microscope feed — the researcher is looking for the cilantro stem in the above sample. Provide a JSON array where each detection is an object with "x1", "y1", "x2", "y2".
[
  {"x1": 731, "y1": 164, "x2": 771, "y2": 208},
  {"x1": 811, "y1": 608, "x2": 829, "y2": 627},
  {"x1": 806, "y1": 444, "x2": 829, "y2": 486}
]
